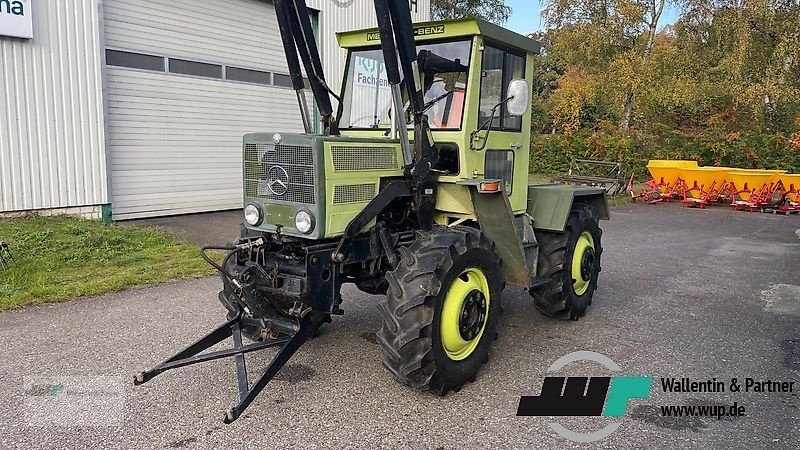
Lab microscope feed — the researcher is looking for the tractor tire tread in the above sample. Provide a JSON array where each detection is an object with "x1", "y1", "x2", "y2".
[
  {"x1": 376, "y1": 226, "x2": 501, "y2": 394},
  {"x1": 531, "y1": 203, "x2": 603, "y2": 320}
]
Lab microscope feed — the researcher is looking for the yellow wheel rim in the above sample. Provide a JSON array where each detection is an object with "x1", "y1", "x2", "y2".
[
  {"x1": 571, "y1": 231, "x2": 595, "y2": 296},
  {"x1": 440, "y1": 268, "x2": 490, "y2": 361}
]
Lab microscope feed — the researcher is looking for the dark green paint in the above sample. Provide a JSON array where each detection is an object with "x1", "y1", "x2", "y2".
[
  {"x1": 101, "y1": 204, "x2": 112, "y2": 223},
  {"x1": 526, "y1": 184, "x2": 609, "y2": 232},
  {"x1": 470, "y1": 187, "x2": 530, "y2": 287}
]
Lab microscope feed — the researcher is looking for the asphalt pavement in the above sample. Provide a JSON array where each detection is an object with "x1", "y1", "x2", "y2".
[
  {"x1": 125, "y1": 210, "x2": 242, "y2": 248},
  {"x1": 1, "y1": 203, "x2": 799, "y2": 449}
]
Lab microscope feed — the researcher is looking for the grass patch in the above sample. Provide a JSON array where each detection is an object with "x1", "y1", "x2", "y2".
[
  {"x1": 0, "y1": 216, "x2": 217, "y2": 311},
  {"x1": 607, "y1": 194, "x2": 633, "y2": 207}
]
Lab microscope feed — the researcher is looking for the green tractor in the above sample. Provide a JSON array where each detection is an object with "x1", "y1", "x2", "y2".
[{"x1": 134, "y1": 0, "x2": 608, "y2": 424}]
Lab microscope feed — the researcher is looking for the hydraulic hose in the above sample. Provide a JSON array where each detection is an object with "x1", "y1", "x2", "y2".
[
  {"x1": 200, "y1": 245, "x2": 238, "y2": 282},
  {"x1": 201, "y1": 238, "x2": 265, "y2": 287}
]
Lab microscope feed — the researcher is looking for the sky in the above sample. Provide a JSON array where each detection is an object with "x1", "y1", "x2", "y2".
[{"x1": 504, "y1": 0, "x2": 682, "y2": 35}]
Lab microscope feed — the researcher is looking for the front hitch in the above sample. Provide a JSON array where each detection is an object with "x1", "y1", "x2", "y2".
[
  {"x1": 135, "y1": 234, "x2": 342, "y2": 422},
  {"x1": 133, "y1": 307, "x2": 315, "y2": 423}
]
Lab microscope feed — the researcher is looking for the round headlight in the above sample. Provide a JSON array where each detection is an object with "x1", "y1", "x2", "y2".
[
  {"x1": 295, "y1": 210, "x2": 314, "y2": 234},
  {"x1": 244, "y1": 204, "x2": 262, "y2": 226}
]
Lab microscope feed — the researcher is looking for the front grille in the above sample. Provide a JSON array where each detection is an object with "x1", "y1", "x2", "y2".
[
  {"x1": 333, "y1": 183, "x2": 376, "y2": 204},
  {"x1": 244, "y1": 143, "x2": 315, "y2": 204},
  {"x1": 331, "y1": 146, "x2": 399, "y2": 171}
]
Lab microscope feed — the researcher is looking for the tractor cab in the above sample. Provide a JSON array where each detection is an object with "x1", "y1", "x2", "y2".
[
  {"x1": 240, "y1": 19, "x2": 545, "y2": 243},
  {"x1": 335, "y1": 18, "x2": 542, "y2": 216}
]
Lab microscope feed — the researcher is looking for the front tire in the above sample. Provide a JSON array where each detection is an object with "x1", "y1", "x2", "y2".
[
  {"x1": 376, "y1": 226, "x2": 504, "y2": 395},
  {"x1": 531, "y1": 203, "x2": 603, "y2": 320}
]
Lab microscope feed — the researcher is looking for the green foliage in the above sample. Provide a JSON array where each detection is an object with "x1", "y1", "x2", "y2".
[
  {"x1": 541, "y1": 0, "x2": 670, "y2": 130},
  {"x1": 431, "y1": 0, "x2": 512, "y2": 24},
  {"x1": 0, "y1": 216, "x2": 217, "y2": 310},
  {"x1": 529, "y1": 125, "x2": 800, "y2": 179},
  {"x1": 530, "y1": 1, "x2": 800, "y2": 174},
  {"x1": 536, "y1": 1, "x2": 800, "y2": 130}
]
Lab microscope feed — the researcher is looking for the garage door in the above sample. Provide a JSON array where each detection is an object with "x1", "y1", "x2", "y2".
[{"x1": 103, "y1": 0, "x2": 307, "y2": 219}]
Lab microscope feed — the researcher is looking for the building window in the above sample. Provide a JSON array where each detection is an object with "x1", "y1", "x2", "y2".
[
  {"x1": 169, "y1": 59, "x2": 223, "y2": 79},
  {"x1": 478, "y1": 43, "x2": 526, "y2": 131},
  {"x1": 105, "y1": 49, "x2": 309, "y2": 90},
  {"x1": 273, "y1": 73, "x2": 311, "y2": 89},
  {"x1": 273, "y1": 73, "x2": 294, "y2": 88},
  {"x1": 106, "y1": 50, "x2": 165, "y2": 72},
  {"x1": 226, "y1": 67, "x2": 272, "y2": 85}
]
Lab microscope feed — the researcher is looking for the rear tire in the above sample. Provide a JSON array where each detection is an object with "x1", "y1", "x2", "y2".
[
  {"x1": 376, "y1": 226, "x2": 504, "y2": 394},
  {"x1": 531, "y1": 203, "x2": 603, "y2": 320}
]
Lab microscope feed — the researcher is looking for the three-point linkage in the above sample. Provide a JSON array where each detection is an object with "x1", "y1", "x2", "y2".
[{"x1": 134, "y1": 307, "x2": 315, "y2": 423}]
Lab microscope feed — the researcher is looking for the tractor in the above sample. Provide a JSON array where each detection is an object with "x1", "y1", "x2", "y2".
[{"x1": 134, "y1": 0, "x2": 609, "y2": 424}]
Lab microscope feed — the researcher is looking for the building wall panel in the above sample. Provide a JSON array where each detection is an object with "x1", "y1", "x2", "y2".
[
  {"x1": 105, "y1": 68, "x2": 304, "y2": 219},
  {"x1": 104, "y1": 0, "x2": 288, "y2": 73},
  {"x1": 101, "y1": 0, "x2": 430, "y2": 219},
  {"x1": 0, "y1": 0, "x2": 107, "y2": 212}
]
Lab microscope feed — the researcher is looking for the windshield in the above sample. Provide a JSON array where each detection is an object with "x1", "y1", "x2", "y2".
[{"x1": 339, "y1": 40, "x2": 472, "y2": 130}]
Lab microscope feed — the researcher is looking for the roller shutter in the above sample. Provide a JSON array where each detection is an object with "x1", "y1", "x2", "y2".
[{"x1": 103, "y1": 0, "x2": 306, "y2": 219}]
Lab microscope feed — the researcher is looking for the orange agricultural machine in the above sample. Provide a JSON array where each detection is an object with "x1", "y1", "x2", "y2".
[
  {"x1": 727, "y1": 170, "x2": 780, "y2": 211},
  {"x1": 629, "y1": 160, "x2": 697, "y2": 203},
  {"x1": 630, "y1": 161, "x2": 799, "y2": 214},
  {"x1": 680, "y1": 166, "x2": 731, "y2": 208},
  {"x1": 762, "y1": 172, "x2": 800, "y2": 214}
]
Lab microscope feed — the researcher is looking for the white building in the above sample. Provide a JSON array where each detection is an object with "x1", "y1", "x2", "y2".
[{"x1": 0, "y1": 0, "x2": 430, "y2": 220}]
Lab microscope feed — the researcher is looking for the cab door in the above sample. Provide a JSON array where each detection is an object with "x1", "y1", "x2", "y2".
[{"x1": 474, "y1": 42, "x2": 531, "y2": 213}]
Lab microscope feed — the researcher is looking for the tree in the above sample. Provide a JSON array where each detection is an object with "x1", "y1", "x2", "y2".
[
  {"x1": 431, "y1": 0, "x2": 512, "y2": 25},
  {"x1": 680, "y1": 0, "x2": 800, "y2": 129},
  {"x1": 621, "y1": 0, "x2": 668, "y2": 131},
  {"x1": 541, "y1": 0, "x2": 675, "y2": 131}
]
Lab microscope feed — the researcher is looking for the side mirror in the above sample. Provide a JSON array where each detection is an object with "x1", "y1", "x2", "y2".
[{"x1": 505, "y1": 79, "x2": 530, "y2": 117}]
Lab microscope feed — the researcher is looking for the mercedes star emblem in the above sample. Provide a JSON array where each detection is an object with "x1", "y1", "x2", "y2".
[{"x1": 266, "y1": 165, "x2": 290, "y2": 196}]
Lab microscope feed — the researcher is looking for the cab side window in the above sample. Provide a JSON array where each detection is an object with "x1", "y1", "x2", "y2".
[
  {"x1": 478, "y1": 46, "x2": 504, "y2": 129},
  {"x1": 478, "y1": 43, "x2": 526, "y2": 131}
]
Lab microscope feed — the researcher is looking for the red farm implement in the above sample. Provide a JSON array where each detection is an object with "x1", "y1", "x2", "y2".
[
  {"x1": 679, "y1": 167, "x2": 731, "y2": 208},
  {"x1": 629, "y1": 160, "x2": 696, "y2": 204}
]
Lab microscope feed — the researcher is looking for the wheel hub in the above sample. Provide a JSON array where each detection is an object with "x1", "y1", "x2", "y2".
[
  {"x1": 580, "y1": 247, "x2": 595, "y2": 281},
  {"x1": 571, "y1": 231, "x2": 596, "y2": 296},
  {"x1": 440, "y1": 268, "x2": 491, "y2": 361},
  {"x1": 458, "y1": 290, "x2": 487, "y2": 341}
]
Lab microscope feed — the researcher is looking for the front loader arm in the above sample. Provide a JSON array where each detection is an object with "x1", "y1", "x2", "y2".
[
  {"x1": 372, "y1": 0, "x2": 440, "y2": 229},
  {"x1": 274, "y1": 0, "x2": 338, "y2": 134}
]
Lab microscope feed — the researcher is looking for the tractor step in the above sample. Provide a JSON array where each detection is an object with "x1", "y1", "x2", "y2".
[{"x1": 133, "y1": 309, "x2": 315, "y2": 423}]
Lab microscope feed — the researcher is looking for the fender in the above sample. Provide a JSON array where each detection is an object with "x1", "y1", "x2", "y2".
[
  {"x1": 527, "y1": 184, "x2": 610, "y2": 232},
  {"x1": 460, "y1": 180, "x2": 531, "y2": 288}
]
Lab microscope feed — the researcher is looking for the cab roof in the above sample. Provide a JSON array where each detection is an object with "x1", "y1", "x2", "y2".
[{"x1": 336, "y1": 17, "x2": 542, "y2": 55}]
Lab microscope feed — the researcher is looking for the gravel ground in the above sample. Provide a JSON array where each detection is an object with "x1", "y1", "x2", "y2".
[{"x1": 1, "y1": 203, "x2": 798, "y2": 449}]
